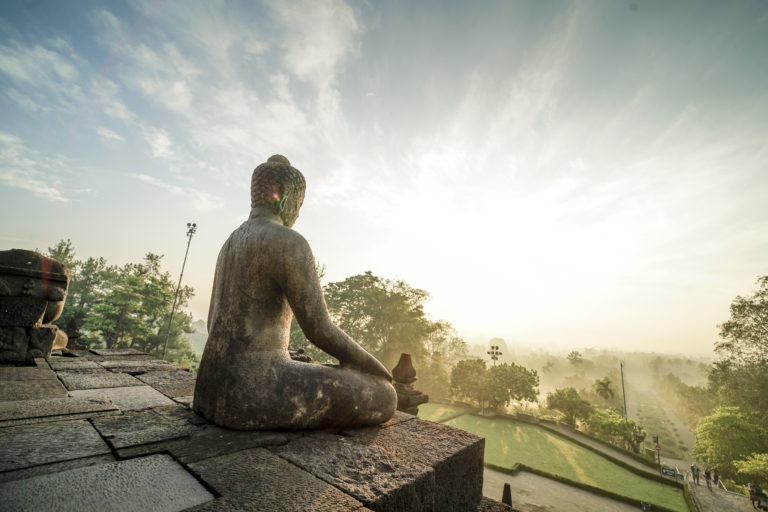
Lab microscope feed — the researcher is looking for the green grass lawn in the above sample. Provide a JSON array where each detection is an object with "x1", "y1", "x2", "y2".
[
  {"x1": 444, "y1": 414, "x2": 689, "y2": 512},
  {"x1": 419, "y1": 403, "x2": 473, "y2": 423}
]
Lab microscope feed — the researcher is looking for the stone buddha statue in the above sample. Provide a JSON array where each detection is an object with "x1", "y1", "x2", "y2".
[{"x1": 194, "y1": 155, "x2": 397, "y2": 430}]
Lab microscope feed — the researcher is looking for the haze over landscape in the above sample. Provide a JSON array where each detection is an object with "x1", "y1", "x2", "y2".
[{"x1": 1, "y1": 0, "x2": 767, "y2": 354}]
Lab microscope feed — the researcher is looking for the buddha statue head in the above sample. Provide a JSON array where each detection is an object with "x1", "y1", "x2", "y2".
[{"x1": 251, "y1": 154, "x2": 306, "y2": 227}]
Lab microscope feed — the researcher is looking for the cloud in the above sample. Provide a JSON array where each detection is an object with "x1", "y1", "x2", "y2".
[
  {"x1": 96, "y1": 126, "x2": 125, "y2": 142},
  {"x1": 142, "y1": 126, "x2": 174, "y2": 159},
  {"x1": 0, "y1": 132, "x2": 71, "y2": 202},
  {"x1": 132, "y1": 173, "x2": 223, "y2": 211},
  {"x1": 89, "y1": 77, "x2": 134, "y2": 121},
  {"x1": 269, "y1": 0, "x2": 361, "y2": 91}
]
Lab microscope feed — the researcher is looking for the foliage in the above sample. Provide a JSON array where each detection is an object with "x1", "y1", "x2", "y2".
[
  {"x1": 693, "y1": 406, "x2": 768, "y2": 478},
  {"x1": 450, "y1": 359, "x2": 539, "y2": 410},
  {"x1": 734, "y1": 453, "x2": 768, "y2": 484},
  {"x1": 567, "y1": 350, "x2": 583, "y2": 365},
  {"x1": 592, "y1": 377, "x2": 615, "y2": 400},
  {"x1": 716, "y1": 276, "x2": 768, "y2": 366},
  {"x1": 289, "y1": 270, "x2": 468, "y2": 398},
  {"x1": 47, "y1": 240, "x2": 196, "y2": 366},
  {"x1": 546, "y1": 387, "x2": 593, "y2": 426},
  {"x1": 658, "y1": 372, "x2": 715, "y2": 429},
  {"x1": 585, "y1": 407, "x2": 646, "y2": 453}
]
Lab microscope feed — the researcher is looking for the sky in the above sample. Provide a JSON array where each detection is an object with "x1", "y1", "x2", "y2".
[{"x1": 1, "y1": 0, "x2": 766, "y2": 355}]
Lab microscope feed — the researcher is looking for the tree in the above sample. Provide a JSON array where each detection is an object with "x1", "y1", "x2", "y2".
[
  {"x1": 567, "y1": 351, "x2": 583, "y2": 365},
  {"x1": 586, "y1": 407, "x2": 646, "y2": 453},
  {"x1": 717, "y1": 276, "x2": 768, "y2": 366},
  {"x1": 546, "y1": 387, "x2": 593, "y2": 426},
  {"x1": 693, "y1": 406, "x2": 768, "y2": 478},
  {"x1": 451, "y1": 359, "x2": 488, "y2": 406},
  {"x1": 734, "y1": 453, "x2": 768, "y2": 484},
  {"x1": 593, "y1": 377, "x2": 615, "y2": 401},
  {"x1": 485, "y1": 362, "x2": 539, "y2": 409}
]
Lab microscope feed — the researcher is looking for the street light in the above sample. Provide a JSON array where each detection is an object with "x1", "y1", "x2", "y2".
[
  {"x1": 161, "y1": 222, "x2": 197, "y2": 360},
  {"x1": 487, "y1": 345, "x2": 502, "y2": 366}
]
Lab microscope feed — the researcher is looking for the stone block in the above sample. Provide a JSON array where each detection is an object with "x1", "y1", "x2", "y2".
[
  {"x1": 0, "y1": 378, "x2": 68, "y2": 400},
  {"x1": 188, "y1": 447, "x2": 366, "y2": 512},
  {"x1": 0, "y1": 419, "x2": 111, "y2": 471},
  {"x1": 99, "y1": 359, "x2": 176, "y2": 373},
  {"x1": 136, "y1": 370, "x2": 196, "y2": 397},
  {"x1": 0, "y1": 397, "x2": 118, "y2": 427},
  {"x1": 116, "y1": 424, "x2": 290, "y2": 463},
  {"x1": 91, "y1": 405, "x2": 202, "y2": 449},
  {"x1": 57, "y1": 370, "x2": 143, "y2": 390},
  {"x1": 344, "y1": 418, "x2": 485, "y2": 512},
  {"x1": 47, "y1": 358, "x2": 102, "y2": 371},
  {"x1": 90, "y1": 348, "x2": 148, "y2": 356},
  {"x1": 0, "y1": 366, "x2": 57, "y2": 380},
  {"x1": 475, "y1": 497, "x2": 516, "y2": 511},
  {"x1": 69, "y1": 385, "x2": 175, "y2": 411},
  {"x1": 273, "y1": 433, "x2": 435, "y2": 512},
  {"x1": 0, "y1": 454, "x2": 115, "y2": 483},
  {"x1": 0, "y1": 454, "x2": 214, "y2": 512}
]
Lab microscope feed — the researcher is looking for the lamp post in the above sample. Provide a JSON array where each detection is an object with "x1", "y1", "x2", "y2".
[
  {"x1": 161, "y1": 222, "x2": 197, "y2": 360},
  {"x1": 487, "y1": 345, "x2": 502, "y2": 367}
]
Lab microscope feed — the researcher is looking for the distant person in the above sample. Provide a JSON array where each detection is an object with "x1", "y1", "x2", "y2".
[
  {"x1": 704, "y1": 468, "x2": 712, "y2": 490},
  {"x1": 749, "y1": 482, "x2": 767, "y2": 510},
  {"x1": 690, "y1": 464, "x2": 700, "y2": 485},
  {"x1": 712, "y1": 468, "x2": 719, "y2": 488}
]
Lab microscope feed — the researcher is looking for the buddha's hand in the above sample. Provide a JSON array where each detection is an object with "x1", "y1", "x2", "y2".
[{"x1": 344, "y1": 352, "x2": 393, "y2": 382}]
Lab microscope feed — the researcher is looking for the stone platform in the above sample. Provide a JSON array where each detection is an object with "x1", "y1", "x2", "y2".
[{"x1": 0, "y1": 349, "x2": 512, "y2": 512}]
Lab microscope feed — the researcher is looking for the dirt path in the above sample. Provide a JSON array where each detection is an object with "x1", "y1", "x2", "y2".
[
  {"x1": 483, "y1": 467, "x2": 642, "y2": 512},
  {"x1": 686, "y1": 475, "x2": 753, "y2": 512}
]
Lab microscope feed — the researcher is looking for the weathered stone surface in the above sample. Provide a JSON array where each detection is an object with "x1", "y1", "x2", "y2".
[
  {"x1": 194, "y1": 155, "x2": 397, "y2": 430},
  {"x1": 0, "y1": 419, "x2": 111, "y2": 471},
  {"x1": 99, "y1": 359, "x2": 176, "y2": 372},
  {"x1": 117, "y1": 424, "x2": 290, "y2": 463},
  {"x1": 475, "y1": 497, "x2": 516, "y2": 512},
  {"x1": 0, "y1": 366, "x2": 57, "y2": 380},
  {"x1": 0, "y1": 397, "x2": 118, "y2": 426},
  {"x1": 69, "y1": 385, "x2": 175, "y2": 411},
  {"x1": 58, "y1": 369, "x2": 143, "y2": 390},
  {"x1": 344, "y1": 418, "x2": 484, "y2": 512},
  {"x1": 0, "y1": 378, "x2": 68, "y2": 400},
  {"x1": 91, "y1": 405, "x2": 202, "y2": 449},
  {"x1": 0, "y1": 454, "x2": 214, "y2": 511},
  {"x1": 47, "y1": 357, "x2": 102, "y2": 370},
  {"x1": 90, "y1": 348, "x2": 147, "y2": 356},
  {"x1": 0, "y1": 454, "x2": 115, "y2": 483},
  {"x1": 188, "y1": 447, "x2": 367, "y2": 512},
  {"x1": 136, "y1": 370, "x2": 196, "y2": 397},
  {"x1": 274, "y1": 433, "x2": 435, "y2": 512},
  {"x1": 173, "y1": 395, "x2": 193, "y2": 407}
]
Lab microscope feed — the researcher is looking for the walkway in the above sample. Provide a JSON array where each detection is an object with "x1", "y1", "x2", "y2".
[
  {"x1": 686, "y1": 476, "x2": 753, "y2": 512},
  {"x1": 484, "y1": 467, "x2": 641, "y2": 512}
]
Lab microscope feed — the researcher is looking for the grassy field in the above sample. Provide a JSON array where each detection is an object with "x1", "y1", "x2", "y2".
[
  {"x1": 443, "y1": 414, "x2": 689, "y2": 512},
  {"x1": 419, "y1": 403, "x2": 472, "y2": 423}
]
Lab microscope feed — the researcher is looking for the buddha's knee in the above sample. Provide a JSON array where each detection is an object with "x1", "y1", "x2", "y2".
[{"x1": 357, "y1": 377, "x2": 397, "y2": 424}]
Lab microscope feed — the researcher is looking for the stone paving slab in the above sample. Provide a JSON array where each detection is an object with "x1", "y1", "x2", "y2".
[
  {"x1": 188, "y1": 447, "x2": 367, "y2": 512},
  {"x1": 47, "y1": 358, "x2": 102, "y2": 371},
  {"x1": 92, "y1": 405, "x2": 202, "y2": 449},
  {"x1": 0, "y1": 397, "x2": 118, "y2": 427},
  {"x1": 0, "y1": 378, "x2": 68, "y2": 400},
  {"x1": 0, "y1": 366, "x2": 57, "y2": 380},
  {"x1": 99, "y1": 359, "x2": 176, "y2": 373},
  {"x1": 173, "y1": 395, "x2": 193, "y2": 407},
  {"x1": 58, "y1": 370, "x2": 143, "y2": 390},
  {"x1": 69, "y1": 385, "x2": 175, "y2": 411},
  {"x1": 136, "y1": 370, "x2": 196, "y2": 397},
  {"x1": 273, "y1": 433, "x2": 435, "y2": 512},
  {"x1": 0, "y1": 454, "x2": 214, "y2": 512},
  {"x1": 0, "y1": 454, "x2": 115, "y2": 483},
  {"x1": 344, "y1": 417, "x2": 484, "y2": 512},
  {"x1": 0, "y1": 419, "x2": 111, "y2": 471},
  {"x1": 117, "y1": 424, "x2": 290, "y2": 463},
  {"x1": 90, "y1": 348, "x2": 148, "y2": 356}
]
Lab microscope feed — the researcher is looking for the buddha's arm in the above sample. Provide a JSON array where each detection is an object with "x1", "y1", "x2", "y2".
[{"x1": 280, "y1": 233, "x2": 392, "y2": 381}]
